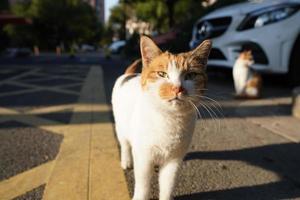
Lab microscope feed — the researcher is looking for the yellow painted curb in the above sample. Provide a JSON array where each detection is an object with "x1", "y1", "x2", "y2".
[
  {"x1": 43, "y1": 66, "x2": 130, "y2": 200},
  {"x1": 0, "y1": 162, "x2": 54, "y2": 200}
]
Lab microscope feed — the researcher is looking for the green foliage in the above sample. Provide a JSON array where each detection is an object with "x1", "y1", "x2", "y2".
[
  {"x1": 0, "y1": 0, "x2": 9, "y2": 11},
  {"x1": 135, "y1": 1, "x2": 168, "y2": 33},
  {"x1": 5, "y1": 0, "x2": 103, "y2": 50},
  {"x1": 108, "y1": 0, "x2": 169, "y2": 36}
]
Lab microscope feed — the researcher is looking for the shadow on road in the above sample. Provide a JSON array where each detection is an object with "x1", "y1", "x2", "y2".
[
  {"x1": 179, "y1": 142, "x2": 300, "y2": 199},
  {"x1": 176, "y1": 180, "x2": 300, "y2": 200}
]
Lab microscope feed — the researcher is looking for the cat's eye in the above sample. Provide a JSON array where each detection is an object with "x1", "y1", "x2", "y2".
[
  {"x1": 157, "y1": 71, "x2": 168, "y2": 78},
  {"x1": 185, "y1": 72, "x2": 199, "y2": 80}
]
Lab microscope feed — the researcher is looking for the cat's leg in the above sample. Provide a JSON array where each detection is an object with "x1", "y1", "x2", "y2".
[
  {"x1": 159, "y1": 159, "x2": 181, "y2": 200},
  {"x1": 115, "y1": 125, "x2": 133, "y2": 169},
  {"x1": 132, "y1": 151, "x2": 153, "y2": 200},
  {"x1": 119, "y1": 138, "x2": 133, "y2": 169}
]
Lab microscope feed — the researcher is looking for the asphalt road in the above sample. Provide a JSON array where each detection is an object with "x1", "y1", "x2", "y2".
[{"x1": 1, "y1": 53, "x2": 300, "y2": 199}]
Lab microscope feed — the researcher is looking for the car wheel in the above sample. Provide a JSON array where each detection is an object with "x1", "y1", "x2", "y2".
[{"x1": 289, "y1": 35, "x2": 300, "y2": 86}]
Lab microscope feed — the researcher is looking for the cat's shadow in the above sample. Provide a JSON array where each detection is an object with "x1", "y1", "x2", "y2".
[{"x1": 175, "y1": 142, "x2": 300, "y2": 199}]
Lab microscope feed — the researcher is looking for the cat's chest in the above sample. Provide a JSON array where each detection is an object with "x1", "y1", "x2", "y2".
[
  {"x1": 133, "y1": 107, "x2": 195, "y2": 158},
  {"x1": 150, "y1": 119, "x2": 194, "y2": 162}
]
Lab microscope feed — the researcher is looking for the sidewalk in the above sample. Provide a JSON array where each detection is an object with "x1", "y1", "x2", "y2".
[
  {"x1": 0, "y1": 62, "x2": 300, "y2": 199},
  {"x1": 0, "y1": 65, "x2": 129, "y2": 200}
]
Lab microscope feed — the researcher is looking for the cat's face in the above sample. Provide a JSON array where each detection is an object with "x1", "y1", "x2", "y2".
[
  {"x1": 140, "y1": 36, "x2": 212, "y2": 110},
  {"x1": 240, "y1": 50, "x2": 254, "y2": 66}
]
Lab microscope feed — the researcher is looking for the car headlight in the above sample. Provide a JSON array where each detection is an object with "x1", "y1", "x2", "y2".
[{"x1": 237, "y1": 3, "x2": 300, "y2": 31}]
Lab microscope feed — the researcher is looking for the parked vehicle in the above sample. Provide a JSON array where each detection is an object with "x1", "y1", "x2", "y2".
[
  {"x1": 108, "y1": 40, "x2": 126, "y2": 54},
  {"x1": 5, "y1": 48, "x2": 31, "y2": 57},
  {"x1": 81, "y1": 44, "x2": 95, "y2": 52},
  {"x1": 190, "y1": 0, "x2": 300, "y2": 85}
]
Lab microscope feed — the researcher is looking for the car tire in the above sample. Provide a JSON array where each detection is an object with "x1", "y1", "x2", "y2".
[{"x1": 289, "y1": 35, "x2": 300, "y2": 86}]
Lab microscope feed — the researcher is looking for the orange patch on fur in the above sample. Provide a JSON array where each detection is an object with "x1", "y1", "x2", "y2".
[
  {"x1": 159, "y1": 82, "x2": 175, "y2": 100},
  {"x1": 141, "y1": 53, "x2": 170, "y2": 88},
  {"x1": 159, "y1": 83, "x2": 185, "y2": 100},
  {"x1": 125, "y1": 59, "x2": 142, "y2": 74},
  {"x1": 245, "y1": 73, "x2": 262, "y2": 98},
  {"x1": 246, "y1": 73, "x2": 262, "y2": 89},
  {"x1": 239, "y1": 50, "x2": 253, "y2": 62}
]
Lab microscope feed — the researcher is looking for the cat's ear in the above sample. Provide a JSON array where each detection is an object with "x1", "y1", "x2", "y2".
[
  {"x1": 140, "y1": 36, "x2": 162, "y2": 67},
  {"x1": 188, "y1": 40, "x2": 212, "y2": 66}
]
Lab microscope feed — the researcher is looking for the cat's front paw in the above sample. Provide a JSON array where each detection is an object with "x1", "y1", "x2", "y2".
[{"x1": 121, "y1": 158, "x2": 133, "y2": 170}]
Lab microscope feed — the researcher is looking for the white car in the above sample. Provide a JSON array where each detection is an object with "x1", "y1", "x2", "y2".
[
  {"x1": 81, "y1": 44, "x2": 95, "y2": 52},
  {"x1": 108, "y1": 40, "x2": 126, "y2": 54},
  {"x1": 190, "y1": 0, "x2": 300, "y2": 85}
]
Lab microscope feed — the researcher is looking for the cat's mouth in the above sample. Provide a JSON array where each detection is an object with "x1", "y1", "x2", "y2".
[{"x1": 168, "y1": 96, "x2": 184, "y2": 102}]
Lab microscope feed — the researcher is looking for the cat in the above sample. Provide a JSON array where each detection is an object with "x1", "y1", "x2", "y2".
[
  {"x1": 232, "y1": 50, "x2": 262, "y2": 99},
  {"x1": 112, "y1": 36, "x2": 211, "y2": 200}
]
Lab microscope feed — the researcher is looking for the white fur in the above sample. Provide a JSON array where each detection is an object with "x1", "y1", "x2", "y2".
[
  {"x1": 246, "y1": 87, "x2": 258, "y2": 96},
  {"x1": 112, "y1": 68, "x2": 198, "y2": 200},
  {"x1": 232, "y1": 58, "x2": 254, "y2": 95},
  {"x1": 167, "y1": 60, "x2": 181, "y2": 87}
]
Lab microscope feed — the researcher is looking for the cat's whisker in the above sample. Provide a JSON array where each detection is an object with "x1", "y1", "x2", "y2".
[
  {"x1": 188, "y1": 94, "x2": 224, "y2": 119},
  {"x1": 188, "y1": 95, "x2": 221, "y2": 131},
  {"x1": 201, "y1": 101, "x2": 219, "y2": 119},
  {"x1": 192, "y1": 94, "x2": 222, "y2": 110},
  {"x1": 192, "y1": 97, "x2": 213, "y2": 119},
  {"x1": 198, "y1": 101, "x2": 221, "y2": 133},
  {"x1": 188, "y1": 100, "x2": 202, "y2": 119},
  {"x1": 199, "y1": 101, "x2": 216, "y2": 121},
  {"x1": 200, "y1": 101, "x2": 221, "y2": 133}
]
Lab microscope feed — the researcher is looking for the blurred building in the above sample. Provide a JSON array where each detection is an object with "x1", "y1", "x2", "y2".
[{"x1": 84, "y1": 0, "x2": 105, "y2": 24}]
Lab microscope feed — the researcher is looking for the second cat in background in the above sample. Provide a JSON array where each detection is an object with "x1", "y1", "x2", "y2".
[{"x1": 233, "y1": 50, "x2": 262, "y2": 99}]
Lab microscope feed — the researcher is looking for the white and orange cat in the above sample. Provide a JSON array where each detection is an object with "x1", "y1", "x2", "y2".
[
  {"x1": 233, "y1": 50, "x2": 262, "y2": 98},
  {"x1": 112, "y1": 36, "x2": 211, "y2": 200}
]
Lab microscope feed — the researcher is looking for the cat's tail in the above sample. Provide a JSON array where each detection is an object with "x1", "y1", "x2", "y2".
[
  {"x1": 245, "y1": 73, "x2": 262, "y2": 98},
  {"x1": 125, "y1": 59, "x2": 142, "y2": 74}
]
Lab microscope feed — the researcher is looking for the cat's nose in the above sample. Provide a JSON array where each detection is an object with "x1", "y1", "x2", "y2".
[{"x1": 172, "y1": 86, "x2": 185, "y2": 95}]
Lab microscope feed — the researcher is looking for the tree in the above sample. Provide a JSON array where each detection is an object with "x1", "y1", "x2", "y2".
[
  {"x1": 107, "y1": 4, "x2": 128, "y2": 40},
  {"x1": 0, "y1": 0, "x2": 11, "y2": 51},
  {"x1": 5, "y1": 0, "x2": 103, "y2": 49},
  {"x1": 165, "y1": 0, "x2": 178, "y2": 28},
  {"x1": 108, "y1": 0, "x2": 169, "y2": 35},
  {"x1": 0, "y1": 0, "x2": 9, "y2": 11}
]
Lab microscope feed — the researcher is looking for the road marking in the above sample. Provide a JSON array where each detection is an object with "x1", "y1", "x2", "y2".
[
  {"x1": 0, "y1": 66, "x2": 129, "y2": 199},
  {"x1": 28, "y1": 104, "x2": 76, "y2": 114},
  {"x1": 0, "y1": 161, "x2": 54, "y2": 200},
  {"x1": 8, "y1": 81, "x2": 80, "y2": 95},
  {"x1": 43, "y1": 66, "x2": 129, "y2": 200}
]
